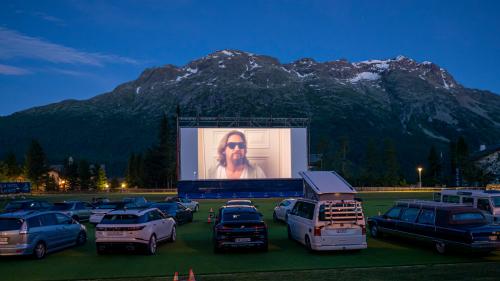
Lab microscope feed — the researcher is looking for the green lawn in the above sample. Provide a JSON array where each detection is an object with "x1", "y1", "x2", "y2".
[{"x1": 0, "y1": 192, "x2": 498, "y2": 281}]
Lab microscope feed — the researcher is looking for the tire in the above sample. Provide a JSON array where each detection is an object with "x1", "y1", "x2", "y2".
[
  {"x1": 76, "y1": 231, "x2": 87, "y2": 246},
  {"x1": 261, "y1": 241, "x2": 269, "y2": 252},
  {"x1": 146, "y1": 235, "x2": 157, "y2": 255},
  {"x1": 370, "y1": 224, "x2": 379, "y2": 238},
  {"x1": 33, "y1": 241, "x2": 47, "y2": 259},
  {"x1": 168, "y1": 226, "x2": 176, "y2": 242},
  {"x1": 273, "y1": 211, "x2": 278, "y2": 222},
  {"x1": 287, "y1": 225, "x2": 293, "y2": 240},
  {"x1": 305, "y1": 235, "x2": 313, "y2": 252},
  {"x1": 435, "y1": 241, "x2": 446, "y2": 254},
  {"x1": 213, "y1": 243, "x2": 222, "y2": 254}
]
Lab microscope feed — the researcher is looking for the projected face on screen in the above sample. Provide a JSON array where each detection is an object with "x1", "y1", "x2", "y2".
[
  {"x1": 211, "y1": 130, "x2": 266, "y2": 179},
  {"x1": 179, "y1": 127, "x2": 307, "y2": 180}
]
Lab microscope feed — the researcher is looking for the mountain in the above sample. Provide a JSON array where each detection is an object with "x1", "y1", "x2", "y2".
[{"x1": 1, "y1": 50, "x2": 500, "y2": 179}]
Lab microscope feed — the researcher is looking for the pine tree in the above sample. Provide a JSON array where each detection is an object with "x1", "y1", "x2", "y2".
[
  {"x1": 64, "y1": 157, "x2": 79, "y2": 190},
  {"x1": 96, "y1": 166, "x2": 108, "y2": 191},
  {"x1": 426, "y1": 145, "x2": 442, "y2": 186},
  {"x1": 24, "y1": 139, "x2": 47, "y2": 190},
  {"x1": 4, "y1": 152, "x2": 21, "y2": 180},
  {"x1": 360, "y1": 139, "x2": 379, "y2": 186},
  {"x1": 43, "y1": 174, "x2": 58, "y2": 192},
  {"x1": 333, "y1": 136, "x2": 352, "y2": 181},
  {"x1": 78, "y1": 159, "x2": 91, "y2": 190},
  {"x1": 0, "y1": 161, "x2": 8, "y2": 181},
  {"x1": 382, "y1": 139, "x2": 400, "y2": 186}
]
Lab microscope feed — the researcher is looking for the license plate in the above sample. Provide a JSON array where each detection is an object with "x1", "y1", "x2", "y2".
[
  {"x1": 336, "y1": 229, "x2": 347, "y2": 233},
  {"x1": 489, "y1": 235, "x2": 498, "y2": 241},
  {"x1": 106, "y1": 231, "x2": 125, "y2": 237},
  {"x1": 0, "y1": 237, "x2": 8, "y2": 245},
  {"x1": 235, "y1": 238, "x2": 251, "y2": 243}
]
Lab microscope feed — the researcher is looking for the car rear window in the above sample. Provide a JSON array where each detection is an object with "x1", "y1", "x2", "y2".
[
  {"x1": 51, "y1": 203, "x2": 72, "y2": 210},
  {"x1": 223, "y1": 211, "x2": 260, "y2": 221},
  {"x1": 450, "y1": 212, "x2": 486, "y2": 224},
  {"x1": 492, "y1": 197, "x2": 500, "y2": 207},
  {"x1": 0, "y1": 218, "x2": 23, "y2": 231},
  {"x1": 100, "y1": 214, "x2": 142, "y2": 224},
  {"x1": 226, "y1": 201, "x2": 251, "y2": 206}
]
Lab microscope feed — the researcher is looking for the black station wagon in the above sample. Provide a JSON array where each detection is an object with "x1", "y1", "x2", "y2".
[{"x1": 368, "y1": 200, "x2": 500, "y2": 254}]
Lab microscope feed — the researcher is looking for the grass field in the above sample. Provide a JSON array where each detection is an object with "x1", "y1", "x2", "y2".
[{"x1": 0, "y1": 192, "x2": 499, "y2": 281}]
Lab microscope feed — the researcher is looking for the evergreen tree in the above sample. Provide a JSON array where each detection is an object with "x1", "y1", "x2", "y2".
[
  {"x1": 96, "y1": 166, "x2": 108, "y2": 191},
  {"x1": 333, "y1": 136, "x2": 352, "y2": 181},
  {"x1": 360, "y1": 139, "x2": 379, "y2": 186},
  {"x1": 24, "y1": 139, "x2": 47, "y2": 190},
  {"x1": 426, "y1": 145, "x2": 442, "y2": 186},
  {"x1": 78, "y1": 159, "x2": 91, "y2": 190},
  {"x1": 43, "y1": 174, "x2": 58, "y2": 192},
  {"x1": 63, "y1": 157, "x2": 79, "y2": 190},
  {"x1": 449, "y1": 141, "x2": 458, "y2": 186},
  {"x1": 4, "y1": 152, "x2": 21, "y2": 180},
  {"x1": 0, "y1": 161, "x2": 8, "y2": 181},
  {"x1": 382, "y1": 139, "x2": 400, "y2": 186}
]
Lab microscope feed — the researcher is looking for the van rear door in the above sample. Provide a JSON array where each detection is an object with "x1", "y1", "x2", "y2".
[{"x1": 317, "y1": 201, "x2": 365, "y2": 246}]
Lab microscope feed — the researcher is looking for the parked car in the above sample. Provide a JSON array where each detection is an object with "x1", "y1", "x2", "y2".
[
  {"x1": 368, "y1": 200, "x2": 500, "y2": 254},
  {"x1": 224, "y1": 200, "x2": 255, "y2": 208},
  {"x1": 123, "y1": 197, "x2": 149, "y2": 207},
  {"x1": 273, "y1": 198, "x2": 297, "y2": 222},
  {"x1": 213, "y1": 205, "x2": 268, "y2": 253},
  {"x1": 95, "y1": 208, "x2": 176, "y2": 255},
  {"x1": 287, "y1": 198, "x2": 367, "y2": 251},
  {"x1": 50, "y1": 201, "x2": 94, "y2": 222},
  {"x1": 0, "y1": 211, "x2": 87, "y2": 259},
  {"x1": 433, "y1": 189, "x2": 500, "y2": 222},
  {"x1": 3, "y1": 200, "x2": 53, "y2": 213},
  {"x1": 165, "y1": 197, "x2": 199, "y2": 212},
  {"x1": 150, "y1": 202, "x2": 193, "y2": 224},
  {"x1": 89, "y1": 201, "x2": 139, "y2": 225},
  {"x1": 91, "y1": 197, "x2": 110, "y2": 206}
]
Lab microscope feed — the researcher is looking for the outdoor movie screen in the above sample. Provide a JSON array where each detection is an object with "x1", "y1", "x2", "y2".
[{"x1": 179, "y1": 128, "x2": 308, "y2": 180}]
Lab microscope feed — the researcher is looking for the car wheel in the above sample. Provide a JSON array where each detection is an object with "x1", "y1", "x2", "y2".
[
  {"x1": 146, "y1": 235, "x2": 157, "y2": 255},
  {"x1": 76, "y1": 231, "x2": 87, "y2": 246},
  {"x1": 287, "y1": 225, "x2": 292, "y2": 240},
  {"x1": 305, "y1": 235, "x2": 313, "y2": 252},
  {"x1": 435, "y1": 241, "x2": 446, "y2": 254},
  {"x1": 33, "y1": 241, "x2": 46, "y2": 259},
  {"x1": 370, "y1": 224, "x2": 379, "y2": 238},
  {"x1": 261, "y1": 241, "x2": 269, "y2": 252},
  {"x1": 273, "y1": 211, "x2": 278, "y2": 222},
  {"x1": 168, "y1": 226, "x2": 176, "y2": 242}
]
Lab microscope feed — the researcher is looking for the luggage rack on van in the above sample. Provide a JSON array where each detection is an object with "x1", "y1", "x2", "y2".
[{"x1": 320, "y1": 200, "x2": 363, "y2": 224}]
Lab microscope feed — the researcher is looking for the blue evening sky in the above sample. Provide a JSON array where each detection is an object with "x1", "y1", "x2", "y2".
[{"x1": 1, "y1": 0, "x2": 499, "y2": 116}]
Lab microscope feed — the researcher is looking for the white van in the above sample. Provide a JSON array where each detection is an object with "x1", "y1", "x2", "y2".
[
  {"x1": 286, "y1": 171, "x2": 367, "y2": 251},
  {"x1": 434, "y1": 189, "x2": 500, "y2": 222}
]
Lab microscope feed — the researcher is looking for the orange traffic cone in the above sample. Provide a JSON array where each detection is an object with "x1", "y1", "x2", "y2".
[
  {"x1": 188, "y1": 268, "x2": 196, "y2": 281},
  {"x1": 209, "y1": 207, "x2": 214, "y2": 213},
  {"x1": 172, "y1": 272, "x2": 179, "y2": 281}
]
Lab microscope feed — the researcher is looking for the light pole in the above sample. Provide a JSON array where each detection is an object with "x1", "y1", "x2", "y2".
[{"x1": 417, "y1": 167, "x2": 423, "y2": 188}]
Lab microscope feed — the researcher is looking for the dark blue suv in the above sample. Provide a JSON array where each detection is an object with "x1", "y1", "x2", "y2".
[{"x1": 368, "y1": 200, "x2": 500, "y2": 254}]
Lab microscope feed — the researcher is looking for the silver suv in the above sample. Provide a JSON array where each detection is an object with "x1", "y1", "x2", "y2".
[
  {"x1": 50, "y1": 201, "x2": 94, "y2": 222},
  {"x1": 0, "y1": 211, "x2": 87, "y2": 259},
  {"x1": 95, "y1": 208, "x2": 176, "y2": 255}
]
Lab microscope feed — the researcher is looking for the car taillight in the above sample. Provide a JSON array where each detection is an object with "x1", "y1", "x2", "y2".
[
  {"x1": 96, "y1": 227, "x2": 105, "y2": 231},
  {"x1": 125, "y1": 226, "x2": 145, "y2": 231},
  {"x1": 19, "y1": 221, "x2": 28, "y2": 234},
  {"x1": 314, "y1": 227, "x2": 322, "y2": 236}
]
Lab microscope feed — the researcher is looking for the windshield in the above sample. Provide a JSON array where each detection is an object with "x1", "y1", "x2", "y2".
[
  {"x1": 223, "y1": 211, "x2": 260, "y2": 221},
  {"x1": 51, "y1": 203, "x2": 72, "y2": 210},
  {"x1": 226, "y1": 201, "x2": 251, "y2": 206},
  {"x1": 100, "y1": 214, "x2": 142, "y2": 224},
  {"x1": 0, "y1": 218, "x2": 23, "y2": 231},
  {"x1": 450, "y1": 212, "x2": 486, "y2": 224},
  {"x1": 492, "y1": 197, "x2": 500, "y2": 207}
]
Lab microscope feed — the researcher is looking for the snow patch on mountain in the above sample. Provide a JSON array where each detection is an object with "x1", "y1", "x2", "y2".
[
  {"x1": 419, "y1": 125, "x2": 450, "y2": 142},
  {"x1": 135, "y1": 86, "x2": 141, "y2": 94},
  {"x1": 349, "y1": 72, "x2": 381, "y2": 83}
]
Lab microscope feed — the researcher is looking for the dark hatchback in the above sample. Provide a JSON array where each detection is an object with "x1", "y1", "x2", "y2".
[
  {"x1": 150, "y1": 202, "x2": 193, "y2": 224},
  {"x1": 368, "y1": 200, "x2": 500, "y2": 254},
  {"x1": 213, "y1": 206, "x2": 268, "y2": 253}
]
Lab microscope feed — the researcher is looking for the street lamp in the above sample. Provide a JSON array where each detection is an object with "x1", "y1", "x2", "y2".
[
  {"x1": 121, "y1": 182, "x2": 127, "y2": 189},
  {"x1": 417, "y1": 167, "x2": 423, "y2": 188}
]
